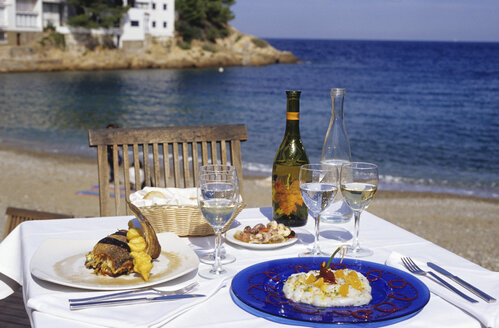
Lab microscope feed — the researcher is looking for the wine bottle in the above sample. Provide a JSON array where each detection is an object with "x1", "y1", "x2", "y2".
[{"x1": 272, "y1": 90, "x2": 309, "y2": 227}]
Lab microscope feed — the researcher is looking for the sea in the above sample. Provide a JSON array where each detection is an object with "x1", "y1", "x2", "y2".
[{"x1": 0, "y1": 39, "x2": 498, "y2": 199}]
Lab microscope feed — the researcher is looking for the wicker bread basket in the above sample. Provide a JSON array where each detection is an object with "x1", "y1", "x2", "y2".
[{"x1": 133, "y1": 202, "x2": 245, "y2": 237}]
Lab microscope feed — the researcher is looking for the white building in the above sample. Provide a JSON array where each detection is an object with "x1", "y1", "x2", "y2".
[
  {"x1": 121, "y1": 0, "x2": 174, "y2": 47},
  {"x1": 0, "y1": 0, "x2": 174, "y2": 47}
]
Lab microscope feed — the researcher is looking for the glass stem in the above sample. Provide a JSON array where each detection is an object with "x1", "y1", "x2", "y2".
[
  {"x1": 352, "y1": 210, "x2": 361, "y2": 251},
  {"x1": 212, "y1": 230, "x2": 223, "y2": 274},
  {"x1": 312, "y1": 214, "x2": 321, "y2": 255}
]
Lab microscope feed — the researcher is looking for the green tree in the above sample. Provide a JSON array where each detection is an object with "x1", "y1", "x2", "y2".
[
  {"x1": 175, "y1": 0, "x2": 235, "y2": 43},
  {"x1": 67, "y1": 0, "x2": 129, "y2": 29}
]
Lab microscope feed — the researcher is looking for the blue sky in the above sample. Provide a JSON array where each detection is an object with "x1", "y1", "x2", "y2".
[{"x1": 231, "y1": 0, "x2": 499, "y2": 42}]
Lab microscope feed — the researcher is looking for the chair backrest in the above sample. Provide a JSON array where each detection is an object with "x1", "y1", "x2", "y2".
[
  {"x1": 4, "y1": 207, "x2": 74, "y2": 239},
  {"x1": 88, "y1": 124, "x2": 248, "y2": 217}
]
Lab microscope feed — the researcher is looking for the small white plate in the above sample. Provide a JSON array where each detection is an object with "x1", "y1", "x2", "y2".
[
  {"x1": 30, "y1": 232, "x2": 199, "y2": 290},
  {"x1": 225, "y1": 227, "x2": 298, "y2": 250}
]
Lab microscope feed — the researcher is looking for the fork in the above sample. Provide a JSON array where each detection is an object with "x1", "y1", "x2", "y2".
[
  {"x1": 68, "y1": 282, "x2": 199, "y2": 303},
  {"x1": 401, "y1": 257, "x2": 478, "y2": 303}
]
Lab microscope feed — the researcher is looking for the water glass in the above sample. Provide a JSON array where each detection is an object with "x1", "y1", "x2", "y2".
[
  {"x1": 197, "y1": 170, "x2": 239, "y2": 279},
  {"x1": 298, "y1": 164, "x2": 339, "y2": 256}
]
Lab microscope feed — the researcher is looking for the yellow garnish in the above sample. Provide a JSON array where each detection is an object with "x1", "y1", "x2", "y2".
[
  {"x1": 127, "y1": 227, "x2": 153, "y2": 281},
  {"x1": 335, "y1": 269, "x2": 345, "y2": 280},
  {"x1": 313, "y1": 277, "x2": 325, "y2": 288},
  {"x1": 339, "y1": 284, "x2": 349, "y2": 297},
  {"x1": 305, "y1": 274, "x2": 317, "y2": 284},
  {"x1": 127, "y1": 227, "x2": 142, "y2": 239},
  {"x1": 130, "y1": 251, "x2": 153, "y2": 281},
  {"x1": 346, "y1": 271, "x2": 362, "y2": 290},
  {"x1": 128, "y1": 238, "x2": 146, "y2": 252}
]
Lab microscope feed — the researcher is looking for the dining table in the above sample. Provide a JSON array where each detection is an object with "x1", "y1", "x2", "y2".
[{"x1": 0, "y1": 207, "x2": 497, "y2": 328}]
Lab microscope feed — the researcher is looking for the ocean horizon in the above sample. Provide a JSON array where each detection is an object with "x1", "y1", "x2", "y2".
[{"x1": 0, "y1": 38, "x2": 498, "y2": 199}]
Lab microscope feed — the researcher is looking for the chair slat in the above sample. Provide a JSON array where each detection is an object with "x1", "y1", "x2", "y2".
[
  {"x1": 162, "y1": 143, "x2": 170, "y2": 187},
  {"x1": 122, "y1": 144, "x2": 131, "y2": 215},
  {"x1": 97, "y1": 145, "x2": 110, "y2": 216},
  {"x1": 220, "y1": 140, "x2": 227, "y2": 165},
  {"x1": 143, "y1": 144, "x2": 151, "y2": 187},
  {"x1": 230, "y1": 140, "x2": 244, "y2": 197},
  {"x1": 182, "y1": 142, "x2": 190, "y2": 187},
  {"x1": 192, "y1": 142, "x2": 199, "y2": 187},
  {"x1": 112, "y1": 144, "x2": 120, "y2": 215},
  {"x1": 201, "y1": 141, "x2": 209, "y2": 165},
  {"x1": 172, "y1": 142, "x2": 181, "y2": 187},
  {"x1": 211, "y1": 141, "x2": 218, "y2": 164},
  {"x1": 152, "y1": 143, "x2": 160, "y2": 187},
  {"x1": 133, "y1": 144, "x2": 141, "y2": 190}
]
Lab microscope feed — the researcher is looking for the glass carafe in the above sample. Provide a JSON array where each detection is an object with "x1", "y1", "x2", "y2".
[{"x1": 320, "y1": 88, "x2": 353, "y2": 223}]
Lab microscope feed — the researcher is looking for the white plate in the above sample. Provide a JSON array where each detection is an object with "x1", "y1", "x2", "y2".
[
  {"x1": 225, "y1": 227, "x2": 298, "y2": 250},
  {"x1": 30, "y1": 232, "x2": 199, "y2": 290}
]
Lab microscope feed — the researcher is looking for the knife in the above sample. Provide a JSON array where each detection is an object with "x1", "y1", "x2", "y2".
[
  {"x1": 69, "y1": 294, "x2": 206, "y2": 310},
  {"x1": 427, "y1": 262, "x2": 496, "y2": 303}
]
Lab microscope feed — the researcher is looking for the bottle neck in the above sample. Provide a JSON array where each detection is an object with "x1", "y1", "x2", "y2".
[
  {"x1": 331, "y1": 93, "x2": 345, "y2": 121},
  {"x1": 285, "y1": 97, "x2": 301, "y2": 136}
]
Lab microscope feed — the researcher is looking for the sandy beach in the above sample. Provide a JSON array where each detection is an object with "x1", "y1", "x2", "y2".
[{"x1": 1, "y1": 146, "x2": 497, "y2": 271}]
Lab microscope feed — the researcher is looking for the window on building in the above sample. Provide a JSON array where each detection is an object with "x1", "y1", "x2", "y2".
[
  {"x1": 16, "y1": 0, "x2": 36, "y2": 12},
  {"x1": 42, "y1": 3, "x2": 59, "y2": 13},
  {"x1": 131, "y1": 20, "x2": 139, "y2": 27},
  {"x1": 0, "y1": 31, "x2": 6, "y2": 43},
  {"x1": 163, "y1": 4, "x2": 167, "y2": 10},
  {"x1": 152, "y1": 3, "x2": 156, "y2": 9},
  {"x1": 163, "y1": 21, "x2": 167, "y2": 28},
  {"x1": 135, "y1": 2, "x2": 149, "y2": 9},
  {"x1": 152, "y1": 21, "x2": 156, "y2": 28}
]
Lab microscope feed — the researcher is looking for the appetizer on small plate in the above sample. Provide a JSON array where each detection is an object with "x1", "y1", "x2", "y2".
[{"x1": 225, "y1": 222, "x2": 298, "y2": 249}]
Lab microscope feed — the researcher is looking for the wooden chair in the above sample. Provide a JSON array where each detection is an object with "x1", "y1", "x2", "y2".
[
  {"x1": 4, "y1": 207, "x2": 74, "y2": 239},
  {"x1": 88, "y1": 124, "x2": 248, "y2": 217},
  {"x1": 0, "y1": 288, "x2": 30, "y2": 327}
]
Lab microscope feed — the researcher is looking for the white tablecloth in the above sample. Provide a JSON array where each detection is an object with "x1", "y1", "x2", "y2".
[{"x1": 0, "y1": 207, "x2": 496, "y2": 327}]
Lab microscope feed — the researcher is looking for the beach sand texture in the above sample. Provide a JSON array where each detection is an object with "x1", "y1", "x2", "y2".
[{"x1": 1, "y1": 147, "x2": 497, "y2": 271}]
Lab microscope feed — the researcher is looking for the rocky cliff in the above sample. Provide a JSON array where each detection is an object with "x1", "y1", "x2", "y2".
[{"x1": 0, "y1": 27, "x2": 298, "y2": 73}]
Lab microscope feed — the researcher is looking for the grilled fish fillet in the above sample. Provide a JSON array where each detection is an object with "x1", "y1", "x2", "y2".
[{"x1": 85, "y1": 230, "x2": 134, "y2": 277}]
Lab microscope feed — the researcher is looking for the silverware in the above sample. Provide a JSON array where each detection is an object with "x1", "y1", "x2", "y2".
[
  {"x1": 401, "y1": 257, "x2": 478, "y2": 303},
  {"x1": 69, "y1": 293, "x2": 205, "y2": 310},
  {"x1": 427, "y1": 262, "x2": 496, "y2": 303},
  {"x1": 68, "y1": 282, "x2": 198, "y2": 303}
]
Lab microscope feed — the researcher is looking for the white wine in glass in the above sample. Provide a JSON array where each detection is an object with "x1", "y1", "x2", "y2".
[{"x1": 340, "y1": 162, "x2": 378, "y2": 257}]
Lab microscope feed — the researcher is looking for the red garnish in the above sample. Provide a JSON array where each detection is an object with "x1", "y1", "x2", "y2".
[{"x1": 319, "y1": 262, "x2": 336, "y2": 284}]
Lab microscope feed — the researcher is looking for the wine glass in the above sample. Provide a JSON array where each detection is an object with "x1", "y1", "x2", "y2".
[
  {"x1": 298, "y1": 164, "x2": 339, "y2": 257},
  {"x1": 340, "y1": 162, "x2": 378, "y2": 257},
  {"x1": 197, "y1": 170, "x2": 239, "y2": 279},
  {"x1": 198, "y1": 165, "x2": 237, "y2": 265}
]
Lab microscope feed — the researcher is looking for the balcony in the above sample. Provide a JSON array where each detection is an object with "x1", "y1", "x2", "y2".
[{"x1": 16, "y1": 11, "x2": 38, "y2": 28}]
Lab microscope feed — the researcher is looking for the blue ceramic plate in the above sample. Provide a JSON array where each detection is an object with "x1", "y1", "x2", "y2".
[{"x1": 231, "y1": 257, "x2": 430, "y2": 327}]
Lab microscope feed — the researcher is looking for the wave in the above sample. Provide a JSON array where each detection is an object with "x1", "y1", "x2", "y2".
[{"x1": 242, "y1": 162, "x2": 499, "y2": 200}]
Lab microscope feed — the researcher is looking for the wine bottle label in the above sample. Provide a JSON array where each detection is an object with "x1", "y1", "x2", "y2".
[
  {"x1": 286, "y1": 112, "x2": 299, "y2": 120},
  {"x1": 272, "y1": 164, "x2": 307, "y2": 223}
]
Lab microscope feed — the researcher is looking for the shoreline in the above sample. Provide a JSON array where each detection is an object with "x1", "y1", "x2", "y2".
[
  {"x1": 0, "y1": 146, "x2": 497, "y2": 271},
  {"x1": 0, "y1": 28, "x2": 299, "y2": 73},
  {"x1": 3, "y1": 139, "x2": 498, "y2": 201}
]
